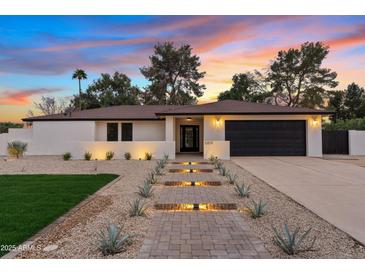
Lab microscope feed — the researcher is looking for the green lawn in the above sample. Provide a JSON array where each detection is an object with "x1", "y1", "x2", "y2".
[{"x1": 0, "y1": 174, "x2": 118, "y2": 257}]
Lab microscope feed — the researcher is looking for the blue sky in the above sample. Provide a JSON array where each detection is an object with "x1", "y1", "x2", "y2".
[{"x1": 1, "y1": 15, "x2": 365, "y2": 121}]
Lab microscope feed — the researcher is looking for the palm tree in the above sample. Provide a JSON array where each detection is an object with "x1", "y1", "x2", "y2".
[{"x1": 72, "y1": 69, "x2": 88, "y2": 110}]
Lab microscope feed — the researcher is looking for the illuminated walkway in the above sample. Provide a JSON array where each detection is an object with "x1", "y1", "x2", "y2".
[{"x1": 138, "y1": 161, "x2": 270, "y2": 259}]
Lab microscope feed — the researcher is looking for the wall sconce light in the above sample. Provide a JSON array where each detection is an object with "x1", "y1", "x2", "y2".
[
  {"x1": 186, "y1": 117, "x2": 192, "y2": 121},
  {"x1": 311, "y1": 116, "x2": 319, "y2": 127},
  {"x1": 215, "y1": 116, "x2": 222, "y2": 127}
]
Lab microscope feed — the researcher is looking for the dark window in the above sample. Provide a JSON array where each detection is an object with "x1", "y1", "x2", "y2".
[
  {"x1": 107, "y1": 123, "x2": 118, "y2": 141},
  {"x1": 121, "y1": 123, "x2": 133, "y2": 141}
]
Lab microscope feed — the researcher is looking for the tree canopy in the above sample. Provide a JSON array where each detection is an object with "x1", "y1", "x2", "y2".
[
  {"x1": 217, "y1": 72, "x2": 270, "y2": 103},
  {"x1": 327, "y1": 83, "x2": 365, "y2": 120},
  {"x1": 218, "y1": 41, "x2": 339, "y2": 109},
  {"x1": 267, "y1": 42, "x2": 338, "y2": 108},
  {"x1": 71, "y1": 72, "x2": 141, "y2": 109},
  {"x1": 140, "y1": 42, "x2": 206, "y2": 105}
]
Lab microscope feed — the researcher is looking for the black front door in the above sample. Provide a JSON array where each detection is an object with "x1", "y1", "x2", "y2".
[{"x1": 180, "y1": 125, "x2": 199, "y2": 152}]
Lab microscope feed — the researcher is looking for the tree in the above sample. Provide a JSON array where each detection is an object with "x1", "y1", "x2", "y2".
[
  {"x1": 327, "y1": 83, "x2": 365, "y2": 119},
  {"x1": 0, "y1": 122, "x2": 23, "y2": 134},
  {"x1": 140, "y1": 42, "x2": 206, "y2": 105},
  {"x1": 72, "y1": 69, "x2": 88, "y2": 110},
  {"x1": 267, "y1": 42, "x2": 338, "y2": 108},
  {"x1": 28, "y1": 96, "x2": 69, "y2": 117},
  {"x1": 71, "y1": 72, "x2": 141, "y2": 109},
  {"x1": 217, "y1": 72, "x2": 270, "y2": 102}
]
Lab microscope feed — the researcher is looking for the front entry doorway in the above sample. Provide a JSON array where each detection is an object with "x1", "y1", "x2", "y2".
[{"x1": 180, "y1": 125, "x2": 199, "y2": 152}]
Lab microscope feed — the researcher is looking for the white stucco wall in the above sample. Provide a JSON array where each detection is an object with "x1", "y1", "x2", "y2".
[
  {"x1": 203, "y1": 114, "x2": 322, "y2": 157},
  {"x1": 349, "y1": 130, "x2": 365, "y2": 155},
  {"x1": 33, "y1": 121, "x2": 95, "y2": 142},
  {"x1": 27, "y1": 141, "x2": 175, "y2": 160},
  {"x1": 95, "y1": 121, "x2": 165, "y2": 141}
]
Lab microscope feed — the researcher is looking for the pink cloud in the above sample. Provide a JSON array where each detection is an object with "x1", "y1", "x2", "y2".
[{"x1": 0, "y1": 88, "x2": 63, "y2": 105}]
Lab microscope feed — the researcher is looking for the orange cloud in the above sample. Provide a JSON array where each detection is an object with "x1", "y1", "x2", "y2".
[
  {"x1": 326, "y1": 24, "x2": 365, "y2": 49},
  {"x1": 0, "y1": 88, "x2": 62, "y2": 105}
]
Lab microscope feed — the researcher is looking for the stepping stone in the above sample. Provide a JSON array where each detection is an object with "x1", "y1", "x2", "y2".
[{"x1": 43, "y1": 244, "x2": 58, "y2": 252}]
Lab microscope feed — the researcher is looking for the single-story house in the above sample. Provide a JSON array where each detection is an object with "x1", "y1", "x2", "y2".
[{"x1": 0, "y1": 100, "x2": 331, "y2": 159}]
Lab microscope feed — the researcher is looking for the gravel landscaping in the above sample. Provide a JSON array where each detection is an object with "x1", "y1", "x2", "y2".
[
  {"x1": 0, "y1": 156, "x2": 159, "y2": 258},
  {"x1": 221, "y1": 160, "x2": 365, "y2": 259},
  {"x1": 2, "y1": 156, "x2": 365, "y2": 258}
]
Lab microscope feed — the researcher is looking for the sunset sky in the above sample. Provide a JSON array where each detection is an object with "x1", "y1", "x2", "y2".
[{"x1": 1, "y1": 15, "x2": 365, "y2": 122}]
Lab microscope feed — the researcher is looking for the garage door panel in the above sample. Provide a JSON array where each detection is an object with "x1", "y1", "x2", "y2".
[{"x1": 225, "y1": 120, "x2": 306, "y2": 156}]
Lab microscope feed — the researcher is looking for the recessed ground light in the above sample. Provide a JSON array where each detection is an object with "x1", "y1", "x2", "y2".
[
  {"x1": 164, "y1": 181, "x2": 221, "y2": 186},
  {"x1": 168, "y1": 168, "x2": 213, "y2": 173},
  {"x1": 155, "y1": 203, "x2": 237, "y2": 211}
]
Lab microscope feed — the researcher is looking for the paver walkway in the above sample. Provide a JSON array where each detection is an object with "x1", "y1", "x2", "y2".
[{"x1": 138, "y1": 161, "x2": 271, "y2": 259}]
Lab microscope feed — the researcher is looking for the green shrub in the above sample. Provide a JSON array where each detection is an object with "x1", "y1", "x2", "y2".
[
  {"x1": 106, "y1": 151, "x2": 114, "y2": 160},
  {"x1": 7, "y1": 141, "x2": 27, "y2": 158},
  {"x1": 129, "y1": 198, "x2": 147, "y2": 217},
  {"x1": 84, "y1": 151, "x2": 92, "y2": 161},
  {"x1": 322, "y1": 118, "x2": 365, "y2": 130},
  {"x1": 145, "y1": 152, "x2": 152, "y2": 160},
  {"x1": 137, "y1": 180, "x2": 154, "y2": 198},
  {"x1": 63, "y1": 152, "x2": 72, "y2": 161},
  {"x1": 249, "y1": 199, "x2": 268, "y2": 218},
  {"x1": 234, "y1": 183, "x2": 251, "y2": 198},
  {"x1": 97, "y1": 224, "x2": 130, "y2": 256},
  {"x1": 272, "y1": 224, "x2": 316, "y2": 255},
  {"x1": 124, "y1": 152, "x2": 131, "y2": 160}
]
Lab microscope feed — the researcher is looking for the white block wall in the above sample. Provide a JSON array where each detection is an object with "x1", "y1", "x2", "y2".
[{"x1": 349, "y1": 130, "x2": 365, "y2": 155}]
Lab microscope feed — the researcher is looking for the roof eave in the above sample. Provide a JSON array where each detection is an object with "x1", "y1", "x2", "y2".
[{"x1": 156, "y1": 111, "x2": 335, "y2": 116}]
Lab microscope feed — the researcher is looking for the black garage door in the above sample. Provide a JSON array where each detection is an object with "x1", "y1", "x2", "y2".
[{"x1": 225, "y1": 120, "x2": 306, "y2": 156}]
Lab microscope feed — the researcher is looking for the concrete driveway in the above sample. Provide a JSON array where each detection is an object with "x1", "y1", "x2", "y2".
[{"x1": 232, "y1": 156, "x2": 365, "y2": 245}]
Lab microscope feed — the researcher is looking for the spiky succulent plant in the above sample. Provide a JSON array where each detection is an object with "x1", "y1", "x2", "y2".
[
  {"x1": 272, "y1": 224, "x2": 316, "y2": 255},
  {"x1": 97, "y1": 224, "x2": 130, "y2": 256},
  {"x1": 146, "y1": 171, "x2": 157, "y2": 184},
  {"x1": 137, "y1": 180, "x2": 154, "y2": 198},
  {"x1": 234, "y1": 183, "x2": 251, "y2": 198},
  {"x1": 129, "y1": 198, "x2": 148, "y2": 217},
  {"x1": 226, "y1": 172, "x2": 238, "y2": 184},
  {"x1": 249, "y1": 199, "x2": 268, "y2": 218},
  {"x1": 218, "y1": 165, "x2": 228, "y2": 176}
]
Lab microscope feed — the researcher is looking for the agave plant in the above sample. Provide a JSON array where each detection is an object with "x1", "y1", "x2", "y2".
[
  {"x1": 7, "y1": 141, "x2": 27, "y2": 159},
  {"x1": 226, "y1": 172, "x2": 238, "y2": 184},
  {"x1": 214, "y1": 160, "x2": 223, "y2": 170},
  {"x1": 163, "y1": 153, "x2": 169, "y2": 163},
  {"x1": 218, "y1": 165, "x2": 228, "y2": 176},
  {"x1": 234, "y1": 183, "x2": 251, "y2": 198},
  {"x1": 272, "y1": 224, "x2": 316, "y2": 255},
  {"x1": 137, "y1": 180, "x2": 154, "y2": 198},
  {"x1": 208, "y1": 155, "x2": 217, "y2": 163},
  {"x1": 249, "y1": 199, "x2": 268, "y2": 218},
  {"x1": 129, "y1": 198, "x2": 147, "y2": 217},
  {"x1": 146, "y1": 171, "x2": 157, "y2": 184},
  {"x1": 97, "y1": 224, "x2": 130, "y2": 256}
]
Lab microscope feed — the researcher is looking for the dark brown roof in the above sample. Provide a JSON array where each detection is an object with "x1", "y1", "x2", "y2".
[
  {"x1": 22, "y1": 105, "x2": 180, "y2": 121},
  {"x1": 23, "y1": 100, "x2": 333, "y2": 122},
  {"x1": 156, "y1": 100, "x2": 333, "y2": 115}
]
